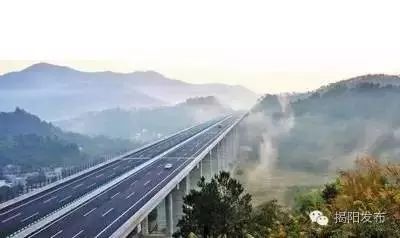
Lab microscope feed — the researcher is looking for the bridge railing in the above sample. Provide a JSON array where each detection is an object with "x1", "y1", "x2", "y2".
[
  {"x1": 0, "y1": 117, "x2": 223, "y2": 210},
  {"x1": 110, "y1": 113, "x2": 247, "y2": 238}
]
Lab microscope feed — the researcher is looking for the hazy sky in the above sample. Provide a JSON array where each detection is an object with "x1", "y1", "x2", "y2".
[{"x1": 1, "y1": 0, "x2": 400, "y2": 93}]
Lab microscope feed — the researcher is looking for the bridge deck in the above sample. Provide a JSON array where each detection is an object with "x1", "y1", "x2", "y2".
[
  {"x1": 26, "y1": 116, "x2": 239, "y2": 238},
  {"x1": 0, "y1": 117, "x2": 224, "y2": 237}
]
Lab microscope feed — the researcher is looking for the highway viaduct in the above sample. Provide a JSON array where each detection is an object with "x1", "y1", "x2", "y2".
[{"x1": 0, "y1": 113, "x2": 246, "y2": 238}]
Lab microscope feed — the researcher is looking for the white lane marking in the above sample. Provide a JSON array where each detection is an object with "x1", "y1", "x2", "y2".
[
  {"x1": 102, "y1": 208, "x2": 114, "y2": 217},
  {"x1": 83, "y1": 208, "x2": 96, "y2": 217},
  {"x1": 50, "y1": 230, "x2": 63, "y2": 238},
  {"x1": 73, "y1": 183, "x2": 83, "y2": 189},
  {"x1": 94, "y1": 158, "x2": 191, "y2": 238},
  {"x1": 96, "y1": 173, "x2": 104, "y2": 178},
  {"x1": 146, "y1": 171, "x2": 151, "y2": 176},
  {"x1": 110, "y1": 192, "x2": 120, "y2": 199},
  {"x1": 72, "y1": 229, "x2": 84, "y2": 238},
  {"x1": 125, "y1": 191, "x2": 136, "y2": 199},
  {"x1": 144, "y1": 180, "x2": 151, "y2": 186},
  {"x1": 86, "y1": 183, "x2": 96, "y2": 189},
  {"x1": 130, "y1": 181, "x2": 137, "y2": 186},
  {"x1": 157, "y1": 171, "x2": 162, "y2": 176},
  {"x1": 0, "y1": 160, "x2": 125, "y2": 216},
  {"x1": 29, "y1": 118, "x2": 231, "y2": 237},
  {"x1": 43, "y1": 196, "x2": 57, "y2": 204},
  {"x1": 94, "y1": 119, "x2": 234, "y2": 237},
  {"x1": 21, "y1": 212, "x2": 39, "y2": 223},
  {"x1": 58, "y1": 195, "x2": 72, "y2": 203},
  {"x1": 1, "y1": 212, "x2": 21, "y2": 223}
]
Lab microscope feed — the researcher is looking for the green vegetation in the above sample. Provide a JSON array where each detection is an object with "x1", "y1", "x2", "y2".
[
  {"x1": 0, "y1": 134, "x2": 83, "y2": 169},
  {"x1": 174, "y1": 171, "x2": 252, "y2": 238},
  {"x1": 252, "y1": 80, "x2": 400, "y2": 173},
  {"x1": 56, "y1": 96, "x2": 231, "y2": 141},
  {"x1": 0, "y1": 108, "x2": 139, "y2": 170},
  {"x1": 0, "y1": 185, "x2": 24, "y2": 202},
  {"x1": 176, "y1": 158, "x2": 400, "y2": 237}
]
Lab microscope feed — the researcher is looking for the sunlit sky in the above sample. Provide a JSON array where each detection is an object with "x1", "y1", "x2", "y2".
[{"x1": 1, "y1": 0, "x2": 400, "y2": 93}]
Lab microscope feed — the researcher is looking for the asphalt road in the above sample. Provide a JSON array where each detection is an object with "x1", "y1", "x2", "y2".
[
  {"x1": 0, "y1": 117, "x2": 225, "y2": 237},
  {"x1": 27, "y1": 116, "x2": 239, "y2": 238}
]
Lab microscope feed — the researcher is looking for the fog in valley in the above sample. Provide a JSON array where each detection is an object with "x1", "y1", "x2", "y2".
[
  {"x1": 2, "y1": 64, "x2": 400, "y2": 210},
  {"x1": 236, "y1": 75, "x2": 400, "y2": 205}
]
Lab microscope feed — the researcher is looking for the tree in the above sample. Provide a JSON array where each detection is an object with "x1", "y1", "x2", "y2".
[
  {"x1": 321, "y1": 182, "x2": 339, "y2": 204},
  {"x1": 328, "y1": 157, "x2": 400, "y2": 237},
  {"x1": 293, "y1": 189, "x2": 324, "y2": 214},
  {"x1": 249, "y1": 200, "x2": 302, "y2": 238},
  {"x1": 0, "y1": 186, "x2": 12, "y2": 201},
  {"x1": 286, "y1": 157, "x2": 400, "y2": 237},
  {"x1": 174, "y1": 171, "x2": 253, "y2": 238}
]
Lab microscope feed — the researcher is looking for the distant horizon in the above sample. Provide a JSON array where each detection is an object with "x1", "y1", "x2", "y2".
[
  {"x1": 1, "y1": 61, "x2": 399, "y2": 95},
  {"x1": 2, "y1": 1, "x2": 400, "y2": 94}
]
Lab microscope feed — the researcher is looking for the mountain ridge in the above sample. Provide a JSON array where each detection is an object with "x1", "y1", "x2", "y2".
[
  {"x1": 278, "y1": 74, "x2": 400, "y2": 103},
  {"x1": 55, "y1": 96, "x2": 232, "y2": 141},
  {"x1": 0, "y1": 108, "x2": 137, "y2": 169},
  {"x1": 317, "y1": 74, "x2": 400, "y2": 94},
  {"x1": 1, "y1": 62, "x2": 252, "y2": 89},
  {"x1": 252, "y1": 76, "x2": 400, "y2": 173},
  {"x1": 0, "y1": 63, "x2": 257, "y2": 120}
]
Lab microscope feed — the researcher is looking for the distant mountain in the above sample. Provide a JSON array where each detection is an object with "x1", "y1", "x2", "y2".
[
  {"x1": 0, "y1": 63, "x2": 257, "y2": 120},
  {"x1": 272, "y1": 74, "x2": 400, "y2": 104},
  {"x1": 0, "y1": 108, "x2": 138, "y2": 169},
  {"x1": 55, "y1": 96, "x2": 232, "y2": 141},
  {"x1": 324, "y1": 74, "x2": 400, "y2": 89},
  {"x1": 286, "y1": 74, "x2": 400, "y2": 102},
  {"x1": 0, "y1": 107, "x2": 60, "y2": 137},
  {"x1": 251, "y1": 74, "x2": 400, "y2": 173}
]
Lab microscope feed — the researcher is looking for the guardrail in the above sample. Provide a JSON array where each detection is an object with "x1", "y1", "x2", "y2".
[
  {"x1": 110, "y1": 113, "x2": 247, "y2": 238},
  {"x1": 11, "y1": 116, "x2": 232, "y2": 238},
  {"x1": 0, "y1": 117, "x2": 222, "y2": 210}
]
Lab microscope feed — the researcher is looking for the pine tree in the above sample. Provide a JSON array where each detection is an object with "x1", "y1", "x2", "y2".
[{"x1": 174, "y1": 171, "x2": 252, "y2": 238}]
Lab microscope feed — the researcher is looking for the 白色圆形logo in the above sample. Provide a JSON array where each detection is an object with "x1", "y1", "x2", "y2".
[{"x1": 309, "y1": 210, "x2": 329, "y2": 226}]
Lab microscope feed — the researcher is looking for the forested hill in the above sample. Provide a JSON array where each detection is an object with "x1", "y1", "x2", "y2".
[
  {"x1": 0, "y1": 108, "x2": 137, "y2": 169},
  {"x1": 55, "y1": 96, "x2": 232, "y2": 141},
  {"x1": 253, "y1": 74, "x2": 400, "y2": 173},
  {"x1": 292, "y1": 79, "x2": 400, "y2": 120},
  {"x1": 0, "y1": 107, "x2": 61, "y2": 137}
]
